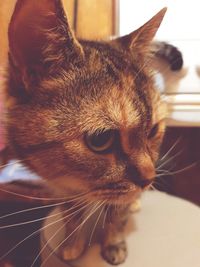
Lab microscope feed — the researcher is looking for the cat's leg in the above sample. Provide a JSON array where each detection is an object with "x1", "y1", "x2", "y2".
[
  {"x1": 100, "y1": 205, "x2": 132, "y2": 265},
  {"x1": 60, "y1": 235, "x2": 86, "y2": 261},
  {"x1": 101, "y1": 223, "x2": 128, "y2": 265},
  {"x1": 58, "y1": 208, "x2": 86, "y2": 261}
]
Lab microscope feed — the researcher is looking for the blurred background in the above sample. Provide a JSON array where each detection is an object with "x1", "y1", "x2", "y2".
[{"x1": 0, "y1": 1, "x2": 200, "y2": 266}]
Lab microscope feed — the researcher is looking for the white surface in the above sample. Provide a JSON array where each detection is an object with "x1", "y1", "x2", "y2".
[
  {"x1": 0, "y1": 160, "x2": 40, "y2": 183},
  {"x1": 41, "y1": 191, "x2": 200, "y2": 267}
]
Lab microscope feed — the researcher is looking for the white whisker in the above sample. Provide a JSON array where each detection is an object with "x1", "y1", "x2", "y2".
[
  {"x1": 157, "y1": 149, "x2": 183, "y2": 170},
  {"x1": 158, "y1": 137, "x2": 182, "y2": 163},
  {"x1": 41, "y1": 201, "x2": 104, "y2": 266},
  {"x1": 0, "y1": 200, "x2": 87, "y2": 261},
  {"x1": 0, "y1": 200, "x2": 86, "y2": 229},
  {"x1": 156, "y1": 169, "x2": 170, "y2": 174},
  {"x1": 0, "y1": 187, "x2": 90, "y2": 201},
  {"x1": 30, "y1": 200, "x2": 92, "y2": 267},
  {"x1": 88, "y1": 202, "x2": 105, "y2": 246},
  {"x1": 0, "y1": 201, "x2": 67, "y2": 220},
  {"x1": 157, "y1": 161, "x2": 198, "y2": 177}
]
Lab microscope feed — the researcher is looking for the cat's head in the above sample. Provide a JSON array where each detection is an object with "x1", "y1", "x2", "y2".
[{"x1": 6, "y1": 0, "x2": 167, "y2": 204}]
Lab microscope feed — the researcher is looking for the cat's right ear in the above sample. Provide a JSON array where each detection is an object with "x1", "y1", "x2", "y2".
[
  {"x1": 114, "y1": 8, "x2": 167, "y2": 55},
  {"x1": 8, "y1": 0, "x2": 84, "y2": 86}
]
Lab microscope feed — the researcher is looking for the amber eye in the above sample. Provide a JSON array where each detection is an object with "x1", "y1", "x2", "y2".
[
  {"x1": 148, "y1": 123, "x2": 159, "y2": 139},
  {"x1": 85, "y1": 130, "x2": 115, "y2": 153}
]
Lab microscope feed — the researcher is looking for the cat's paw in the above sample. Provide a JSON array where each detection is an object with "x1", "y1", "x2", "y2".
[
  {"x1": 60, "y1": 239, "x2": 85, "y2": 261},
  {"x1": 101, "y1": 241, "x2": 127, "y2": 265}
]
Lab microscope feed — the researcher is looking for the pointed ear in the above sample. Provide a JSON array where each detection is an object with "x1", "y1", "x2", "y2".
[
  {"x1": 8, "y1": 0, "x2": 84, "y2": 84},
  {"x1": 116, "y1": 8, "x2": 167, "y2": 54}
]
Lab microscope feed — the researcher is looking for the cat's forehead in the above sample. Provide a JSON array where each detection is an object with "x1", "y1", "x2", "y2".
[
  {"x1": 78, "y1": 85, "x2": 140, "y2": 133},
  {"x1": 77, "y1": 86, "x2": 166, "y2": 136},
  {"x1": 72, "y1": 44, "x2": 158, "y2": 133},
  {"x1": 40, "y1": 42, "x2": 164, "y2": 134}
]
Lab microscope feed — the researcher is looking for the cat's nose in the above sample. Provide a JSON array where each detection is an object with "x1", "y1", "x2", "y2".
[
  {"x1": 132, "y1": 178, "x2": 153, "y2": 189},
  {"x1": 126, "y1": 152, "x2": 155, "y2": 188},
  {"x1": 126, "y1": 164, "x2": 155, "y2": 189}
]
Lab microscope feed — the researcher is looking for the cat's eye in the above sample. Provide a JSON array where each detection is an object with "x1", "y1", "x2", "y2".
[
  {"x1": 85, "y1": 130, "x2": 115, "y2": 153},
  {"x1": 148, "y1": 123, "x2": 159, "y2": 139}
]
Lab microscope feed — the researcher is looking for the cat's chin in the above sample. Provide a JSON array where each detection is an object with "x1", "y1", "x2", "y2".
[
  {"x1": 104, "y1": 191, "x2": 142, "y2": 205},
  {"x1": 90, "y1": 181, "x2": 144, "y2": 205},
  {"x1": 92, "y1": 187, "x2": 143, "y2": 205}
]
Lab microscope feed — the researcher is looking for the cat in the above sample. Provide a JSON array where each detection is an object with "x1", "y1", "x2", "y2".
[{"x1": 0, "y1": 0, "x2": 183, "y2": 265}]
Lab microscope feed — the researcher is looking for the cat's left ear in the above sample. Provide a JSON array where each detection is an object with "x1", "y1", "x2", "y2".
[
  {"x1": 115, "y1": 8, "x2": 167, "y2": 54},
  {"x1": 8, "y1": 0, "x2": 84, "y2": 85}
]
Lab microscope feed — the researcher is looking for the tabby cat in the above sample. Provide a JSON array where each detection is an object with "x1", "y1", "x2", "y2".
[{"x1": 1, "y1": 0, "x2": 183, "y2": 265}]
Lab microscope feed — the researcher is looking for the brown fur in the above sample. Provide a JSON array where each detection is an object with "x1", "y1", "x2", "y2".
[{"x1": 2, "y1": 0, "x2": 167, "y2": 265}]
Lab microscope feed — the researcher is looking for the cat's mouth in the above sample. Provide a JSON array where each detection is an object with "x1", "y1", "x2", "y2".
[
  {"x1": 99, "y1": 182, "x2": 133, "y2": 192},
  {"x1": 94, "y1": 182, "x2": 143, "y2": 204}
]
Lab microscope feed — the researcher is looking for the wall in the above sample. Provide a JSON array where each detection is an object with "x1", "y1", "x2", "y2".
[{"x1": 0, "y1": 0, "x2": 116, "y2": 66}]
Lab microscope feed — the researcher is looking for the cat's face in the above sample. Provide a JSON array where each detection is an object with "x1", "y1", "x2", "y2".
[{"x1": 6, "y1": 0, "x2": 167, "y2": 205}]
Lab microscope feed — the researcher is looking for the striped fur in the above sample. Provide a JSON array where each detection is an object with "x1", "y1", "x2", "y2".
[{"x1": 2, "y1": 1, "x2": 169, "y2": 265}]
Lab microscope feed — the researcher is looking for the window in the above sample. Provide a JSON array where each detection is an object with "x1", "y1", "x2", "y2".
[{"x1": 119, "y1": 0, "x2": 200, "y2": 126}]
